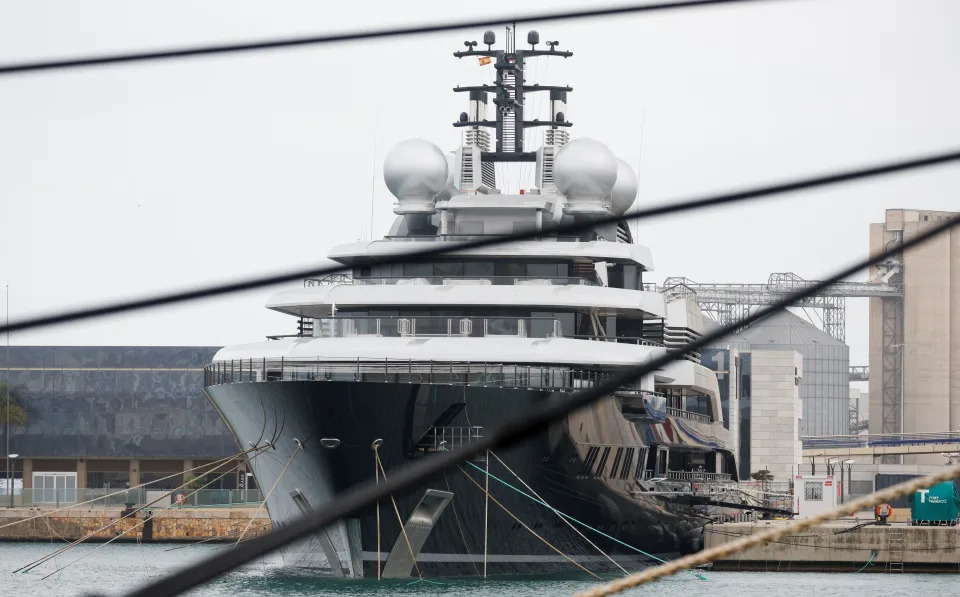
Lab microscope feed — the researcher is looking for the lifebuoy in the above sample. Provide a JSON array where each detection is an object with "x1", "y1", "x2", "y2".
[{"x1": 174, "y1": 493, "x2": 187, "y2": 506}]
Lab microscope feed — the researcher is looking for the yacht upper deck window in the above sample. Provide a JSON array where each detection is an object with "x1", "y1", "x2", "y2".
[
  {"x1": 353, "y1": 260, "x2": 578, "y2": 283},
  {"x1": 607, "y1": 264, "x2": 643, "y2": 290}
]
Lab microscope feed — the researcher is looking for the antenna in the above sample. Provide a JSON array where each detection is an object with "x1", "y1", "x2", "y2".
[
  {"x1": 369, "y1": 113, "x2": 379, "y2": 240},
  {"x1": 452, "y1": 29, "x2": 573, "y2": 164},
  {"x1": 633, "y1": 108, "x2": 646, "y2": 244}
]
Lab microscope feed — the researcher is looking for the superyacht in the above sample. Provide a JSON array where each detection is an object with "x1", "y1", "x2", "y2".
[{"x1": 205, "y1": 27, "x2": 739, "y2": 578}]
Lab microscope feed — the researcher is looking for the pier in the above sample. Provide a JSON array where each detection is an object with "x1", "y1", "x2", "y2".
[
  {"x1": 705, "y1": 517, "x2": 960, "y2": 572},
  {"x1": 0, "y1": 507, "x2": 271, "y2": 542}
]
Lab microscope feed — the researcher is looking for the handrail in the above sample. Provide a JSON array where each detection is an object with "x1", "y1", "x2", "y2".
[
  {"x1": 666, "y1": 406, "x2": 712, "y2": 424},
  {"x1": 567, "y1": 335, "x2": 664, "y2": 347},
  {"x1": 310, "y1": 315, "x2": 562, "y2": 339},
  {"x1": 205, "y1": 358, "x2": 620, "y2": 393},
  {"x1": 345, "y1": 275, "x2": 597, "y2": 287},
  {"x1": 665, "y1": 470, "x2": 731, "y2": 482}
]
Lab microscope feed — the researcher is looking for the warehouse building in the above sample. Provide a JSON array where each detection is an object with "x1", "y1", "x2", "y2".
[{"x1": 0, "y1": 346, "x2": 244, "y2": 499}]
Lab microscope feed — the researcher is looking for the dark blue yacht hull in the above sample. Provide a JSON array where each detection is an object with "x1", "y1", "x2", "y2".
[{"x1": 205, "y1": 380, "x2": 708, "y2": 578}]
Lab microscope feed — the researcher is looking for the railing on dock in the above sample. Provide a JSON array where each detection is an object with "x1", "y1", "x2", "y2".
[
  {"x1": 205, "y1": 358, "x2": 619, "y2": 393},
  {"x1": 2, "y1": 487, "x2": 263, "y2": 508}
]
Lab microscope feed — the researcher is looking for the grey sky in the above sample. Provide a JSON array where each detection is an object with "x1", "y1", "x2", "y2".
[{"x1": 1, "y1": 0, "x2": 958, "y2": 371}]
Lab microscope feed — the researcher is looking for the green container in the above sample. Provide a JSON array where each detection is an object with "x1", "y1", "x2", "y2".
[{"x1": 911, "y1": 481, "x2": 959, "y2": 525}]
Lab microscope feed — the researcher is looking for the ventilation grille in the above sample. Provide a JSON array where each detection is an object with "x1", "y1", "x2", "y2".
[
  {"x1": 481, "y1": 161, "x2": 496, "y2": 189},
  {"x1": 545, "y1": 129, "x2": 569, "y2": 146},
  {"x1": 465, "y1": 129, "x2": 491, "y2": 152}
]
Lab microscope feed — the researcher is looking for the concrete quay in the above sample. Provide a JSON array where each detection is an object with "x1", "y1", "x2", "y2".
[
  {"x1": 0, "y1": 507, "x2": 271, "y2": 542},
  {"x1": 705, "y1": 518, "x2": 960, "y2": 572}
]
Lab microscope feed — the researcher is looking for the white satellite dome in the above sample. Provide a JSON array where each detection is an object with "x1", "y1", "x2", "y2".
[
  {"x1": 609, "y1": 159, "x2": 639, "y2": 215},
  {"x1": 383, "y1": 138, "x2": 448, "y2": 214},
  {"x1": 554, "y1": 138, "x2": 618, "y2": 215}
]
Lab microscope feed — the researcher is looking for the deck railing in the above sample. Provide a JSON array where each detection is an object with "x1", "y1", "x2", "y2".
[
  {"x1": 205, "y1": 358, "x2": 619, "y2": 393},
  {"x1": 311, "y1": 315, "x2": 563, "y2": 339},
  {"x1": 343, "y1": 275, "x2": 597, "y2": 287},
  {"x1": 418, "y1": 426, "x2": 484, "y2": 452},
  {"x1": 666, "y1": 406, "x2": 712, "y2": 424},
  {"x1": 666, "y1": 470, "x2": 732, "y2": 482},
  {"x1": 567, "y1": 335, "x2": 664, "y2": 347}
]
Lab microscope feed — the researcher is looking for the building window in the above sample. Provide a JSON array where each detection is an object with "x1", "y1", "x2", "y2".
[{"x1": 804, "y1": 481, "x2": 823, "y2": 501}]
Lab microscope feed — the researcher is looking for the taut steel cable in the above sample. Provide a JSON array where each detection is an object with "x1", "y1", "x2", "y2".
[
  {"x1": 120, "y1": 214, "x2": 959, "y2": 597},
  {"x1": 3, "y1": 148, "x2": 960, "y2": 338},
  {"x1": 0, "y1": 0, "x2": 799, "y2": 76}
]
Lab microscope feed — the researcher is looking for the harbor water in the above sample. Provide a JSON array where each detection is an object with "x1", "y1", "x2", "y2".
[{"x1": 0, "y1": 543, "x2": 954, "y2": 596}]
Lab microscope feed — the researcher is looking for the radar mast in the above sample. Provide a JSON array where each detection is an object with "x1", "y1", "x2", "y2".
[{"x1": 453, "y1": 26, "x2": 573, "y2": 193}]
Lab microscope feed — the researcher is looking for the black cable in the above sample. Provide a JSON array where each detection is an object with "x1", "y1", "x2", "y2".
[
  {"x1": 4, "y1": 148, "x2": 960, "y2": 338},
  {"x1": 122, "y1": 214, "x2": 959, "y2": 597},
  {"x1": 0, "y1": 0, "x2": 797, "y2": 76}
]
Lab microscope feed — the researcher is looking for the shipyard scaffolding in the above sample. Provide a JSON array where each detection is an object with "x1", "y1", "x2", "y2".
[{"x1": 659, "y1": 270, "x2": 903, "y2": 436}]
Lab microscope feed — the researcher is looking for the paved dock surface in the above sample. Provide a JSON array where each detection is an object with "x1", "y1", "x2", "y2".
[{"x1": 706, "y1": 518, "x2": 960, "y2": 572}]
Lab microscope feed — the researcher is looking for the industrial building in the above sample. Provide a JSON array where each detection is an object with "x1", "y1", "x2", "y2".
[
  {"x1": 869, "y1": 209, "x2": 960, "y2": 463},
  {"x1": 736, "y1": 311, "x2": 847, "y2": 437},
  {"x1": 702, "y1": 336, "x2": 803, "y2": 483},
  {"x1": 0, "y1": 346, "x2": 243, "y2": 497},
  {"x1": 661, "y1": 274, "x2": 895, "y2": 438}
]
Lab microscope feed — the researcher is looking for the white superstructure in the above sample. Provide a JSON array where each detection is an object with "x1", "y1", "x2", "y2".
[{"x1": 217, "y1": 132, "x2": 724, "y2": 424}]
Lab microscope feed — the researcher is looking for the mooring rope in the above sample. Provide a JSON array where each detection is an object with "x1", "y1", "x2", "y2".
[
  {"x1": 39, "y1": 513, "x2": 69, "y2": 544},
  {"x1": 376, "y1": 451, "x2": 423, "y2": 579},
  {"x1": 39, "y1": 455, "x2": 256, "y2": 580},
  {"x1": 465, "y1": 459, "x2": 706, "y2": 580},
  {"x1": 457, "y1": 464, "x2": 601, "y2": 580},
  {"x1": 574, "y1": 465, "x2": 960, "y2": 596},
  {"x1": 442, "y1": 471, "x2": 482, "y2": 577},
  {"x1": 234, "y1": 440, "x2": 302, "y2": 546},
  {"x1": 487, "y1": 452, "x2": 630, "y2": 576},
  {"x1": 483, "y1": 449, "x2": 490, "y2": 579},
  {"x1": 14, "y1": 445, "x2": 269, "y2": 575},
  {"x1": 163, "y1": 530, "x2": 245, "y2": 552},
  {"x1": 374, "y1": 444, "x2": 382, "y2": 581},
  {"x1": 0, "y1": 446, "x2": 262, "y2": 533}
]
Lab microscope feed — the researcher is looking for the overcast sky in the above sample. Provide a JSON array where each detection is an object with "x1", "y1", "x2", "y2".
[{"x1": 1, "y1": 0, "x2": 958, "y2": 369}]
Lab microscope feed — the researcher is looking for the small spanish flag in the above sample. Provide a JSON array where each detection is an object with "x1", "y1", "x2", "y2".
[{"x1": 478, "y1": 56, "x2": 491, "y2": 66}]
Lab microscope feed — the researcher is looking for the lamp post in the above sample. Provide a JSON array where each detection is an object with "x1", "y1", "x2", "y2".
[
  {"x1": 841, "y1": 459, "x2": 855, "y2": 504},
  {"x1": 4, "y1": 285, "x2": 8, "y2": 509},
  {"x1": 825, "y1": 456, "x2": 837, "y2": 477},
  {"x1": 7, "y1": 453, "x2": 17, "y2": 507}
]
